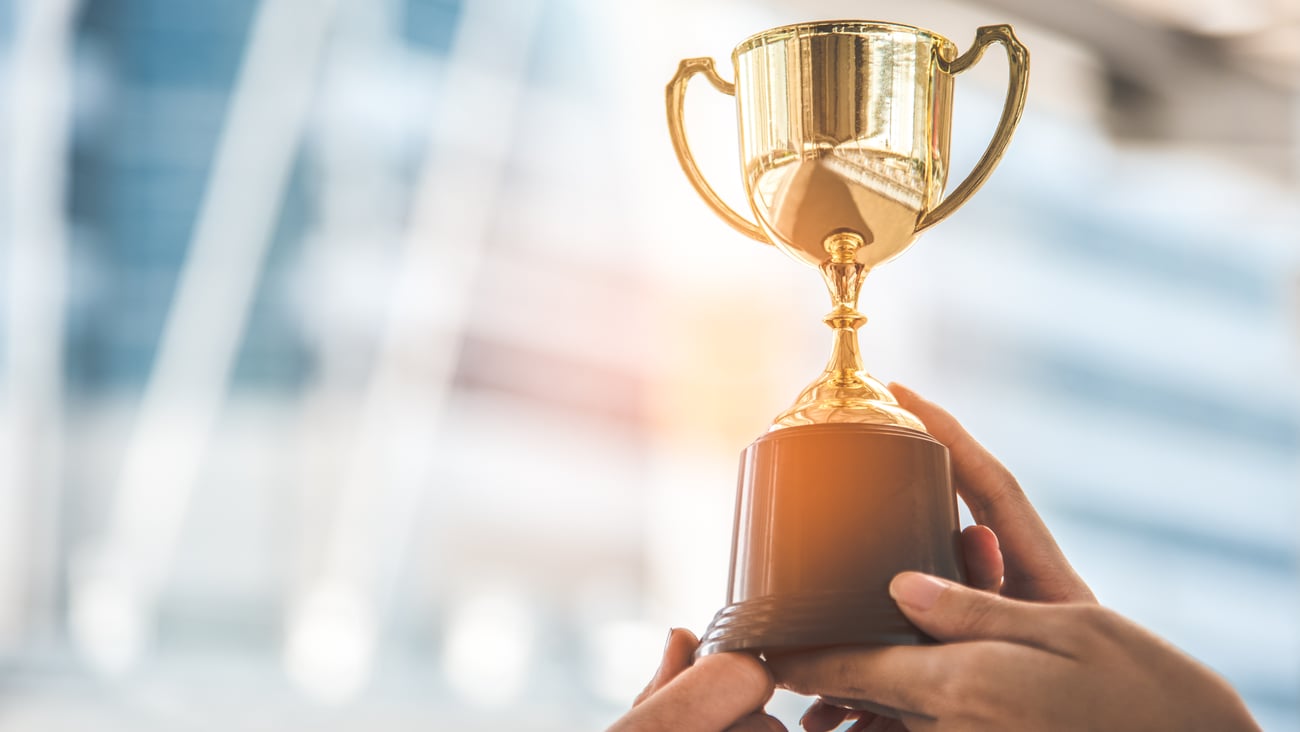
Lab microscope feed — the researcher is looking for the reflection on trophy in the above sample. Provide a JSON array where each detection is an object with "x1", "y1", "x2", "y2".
[{"x1": 666, "y1": 20, "x2": 1028, "y2": 711}]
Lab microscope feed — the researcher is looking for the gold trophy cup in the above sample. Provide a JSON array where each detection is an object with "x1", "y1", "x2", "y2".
[{"x1": 666, "y1": 20, "x2": 1028, "y2": 711}]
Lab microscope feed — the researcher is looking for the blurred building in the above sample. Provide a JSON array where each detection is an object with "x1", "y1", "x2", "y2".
[{"x1": 0, "y1": 0, "x2": 1296, "y2": 730}]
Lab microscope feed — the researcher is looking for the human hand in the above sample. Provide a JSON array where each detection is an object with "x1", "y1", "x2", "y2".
[
  {"x1": 794, "y1": 522, "x2": 1015, "y2": 732},
  {"x1": 786, "y1": 572, "x2": 1260, "y2": 731},
  {"x1": 608, "y1": 628, "x2": 783, "y2": 732},
  {"x1": 799, "y1": 383, "x2": 1097, "y2": 730},
  {"x1": 891, "y1": 382, "x2": 1094, "y2": 604},
  {"x1": 791, "y1": 386, "x2": 1258, "y2": 731}
]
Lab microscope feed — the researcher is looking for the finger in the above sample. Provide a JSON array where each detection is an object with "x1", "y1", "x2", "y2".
[
  {"x1": 845, "y1": 717, "x2": 904, "y2": 732},
  {"x1": 960, "y1": 524, "x2": 1003, "y2": 593},
  {"x1": 725, "y1": 712, "x2": 787, "y2": 731},
  {"x1": 889, "y1": 572, "x2": 1072, "y2": 654},
  {"x1": 799, "y1": 699, "x2": 851, "y2": 732},
  {"x1": 782, "y1": 641, "x2": 1064, "y2": 730},
  {"x1": 773, "y1": 645, "x2": 949, "y2": 718},
  {"x1": 888, "y1": 382, "x2": 1038, "y2": 526},
  {"x1": 889, "y1": 383, "x2": 1093, "y2": 603},
  {"x1": 633, "y1": 628, "x2": 699, "y2": 706},
  {"x1": 610, "y1": 652, "x2": 775, "y2": 732}
]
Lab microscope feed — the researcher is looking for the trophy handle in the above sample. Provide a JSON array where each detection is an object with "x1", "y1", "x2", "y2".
[
  {"x1": 666, "y1": 58, "x2": 768, "y2": 243},
  {"x1": 916, "y1": 24, "x2": 1030, "y2": 232}
]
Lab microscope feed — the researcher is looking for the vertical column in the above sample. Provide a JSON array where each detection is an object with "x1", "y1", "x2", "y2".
[{"x1": 0, "y1": 0, "x2": 78, "y2": 655}]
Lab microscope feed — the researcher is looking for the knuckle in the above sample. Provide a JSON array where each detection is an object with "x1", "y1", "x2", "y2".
[
  {"x1": 1073, "y1": 603, "x2": 1116, "y2": 631},
  {"x1": 944, "y1": 645, "x2": 1013, "y2": 722},
  {"x1": 1087, "y1": 605, "x2": 1129, "y2": 639},
  {"x1": 993, "y1": 476, "x2": 1028, "y2": 506},
  {"x1": 967, "y1": 473, "x2": 1026, "y2": 516},
  {"x1": 957, "y1": 594, "x2": 1003, "y2": 636},
  {"x1": 833, "y1": 649, "x2": 873, "y2": 682},
  {"x1": 930, "y1": 647, "x2": 979, "y2": 710},
  {"x1": 933, "y1": 667, "x2": 970, "y2": 712},
  {"x1": 1055, "y1": 604, "x2": 1116, "y2": 654}
]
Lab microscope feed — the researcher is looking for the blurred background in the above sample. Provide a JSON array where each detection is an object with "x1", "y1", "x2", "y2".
[{"x1": 0, "y1": 0, "x2": 1296, "y2": 729}]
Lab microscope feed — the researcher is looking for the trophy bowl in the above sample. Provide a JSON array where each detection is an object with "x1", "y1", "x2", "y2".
[
  {"x1": 736, "y1": 21, "x2": 956, "y2": 270},
  {"x1": 665, "y1": 19, "x2": 1028, "y2": 713}
]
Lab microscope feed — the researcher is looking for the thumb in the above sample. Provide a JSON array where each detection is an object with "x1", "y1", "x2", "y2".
[
  {"x1": 608, "y1": 653, "x2": 775, "y2": 732},
  {"x1": 890, "y1": 572, "x2": 1062, "y2": 647}
]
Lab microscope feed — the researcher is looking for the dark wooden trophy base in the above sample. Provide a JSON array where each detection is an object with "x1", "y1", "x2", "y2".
[{"x1": 697, "y1": 423, "x2": 965, "y2": 712}]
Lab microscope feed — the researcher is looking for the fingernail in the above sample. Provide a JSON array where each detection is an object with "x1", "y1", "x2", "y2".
[
  {"x1": 656, "y1": 628, "x2": 678, "y2": 672},
  {"x1": 890, "y1": 572, "x2": 949, "y2": 610},
  {"x1": 648, "y1": 628, "x2": 674, "y2": 683}
]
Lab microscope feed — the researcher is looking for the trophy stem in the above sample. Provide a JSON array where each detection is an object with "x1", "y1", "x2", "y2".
[
  {"x1": 771, "y1": 232, "x2": 925, "y2": 431},
  {"x1": 820, "y1": 233, "x2": 870, "y2": 384}
]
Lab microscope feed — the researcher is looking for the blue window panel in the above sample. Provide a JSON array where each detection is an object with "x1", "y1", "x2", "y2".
[
  {"x1": 0, "y1": 0, "x2": 13, "y2": 46},
  {"x1": 402, "y1": 0, "x2": 460, "y2": 53},
  {"x1": 79, "y1": 0, "x2": 256, "y2": 87},
  {"x1": 1026, "y1": 205, "x2": 1280, "y2": 313}
]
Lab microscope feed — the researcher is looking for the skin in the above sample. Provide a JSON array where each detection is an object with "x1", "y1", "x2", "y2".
[
  {"x1": 608, "y1": 628, "x2": 780, "y2": 732},
  {"x1": 608, "y1": 384, "x2": 1261, "y2": 732}
]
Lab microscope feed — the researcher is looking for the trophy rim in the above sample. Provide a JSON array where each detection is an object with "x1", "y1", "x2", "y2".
[{"x1": 732, "y1": 19, "x2": 957, "y2": 59}]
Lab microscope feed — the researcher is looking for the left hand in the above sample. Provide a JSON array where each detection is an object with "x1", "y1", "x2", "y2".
[{"x1": 608, "y1": 628, "x2": 783, "y2": 732}]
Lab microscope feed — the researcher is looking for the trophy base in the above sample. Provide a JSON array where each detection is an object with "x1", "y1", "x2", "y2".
[{"x1": 697, "y1": 423, "x2": 965, "y2": 709}]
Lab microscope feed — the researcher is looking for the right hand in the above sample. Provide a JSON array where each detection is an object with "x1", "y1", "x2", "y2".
[
  {"x1": 800, "y1": 382, "x2": 1096, "y2": 731},
  {"x1": 795, "y1": 384, "x2": 1257, "y2": 732},
  {"x1": 792, "y1": 570, "x2": 1261, "y2": 731},
  {"x1": 892, "y1": 382, "x2": 1095, "y2": 605}
]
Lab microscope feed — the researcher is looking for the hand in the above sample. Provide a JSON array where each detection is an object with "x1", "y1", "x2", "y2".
[
  {"x1": 892, "y1": 382, "x2": 1095, "y2": 605},
  {"x1": 609, "y1": 628, "x2": 783, "y2": 732},
  {"x1": 792, "y1": 386, "x2": 1259, "y2": 731},
  {"x1": 787, "y1": 573, "x2": 1261, "y2": 731},
  {"x1": 800, "y1": 383, "x2": 1097, "y2": 731}
]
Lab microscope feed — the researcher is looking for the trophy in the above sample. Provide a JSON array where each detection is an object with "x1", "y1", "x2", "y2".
[{"x1": 666, "y1": 20, "x2": 1028, "y2": 710}]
